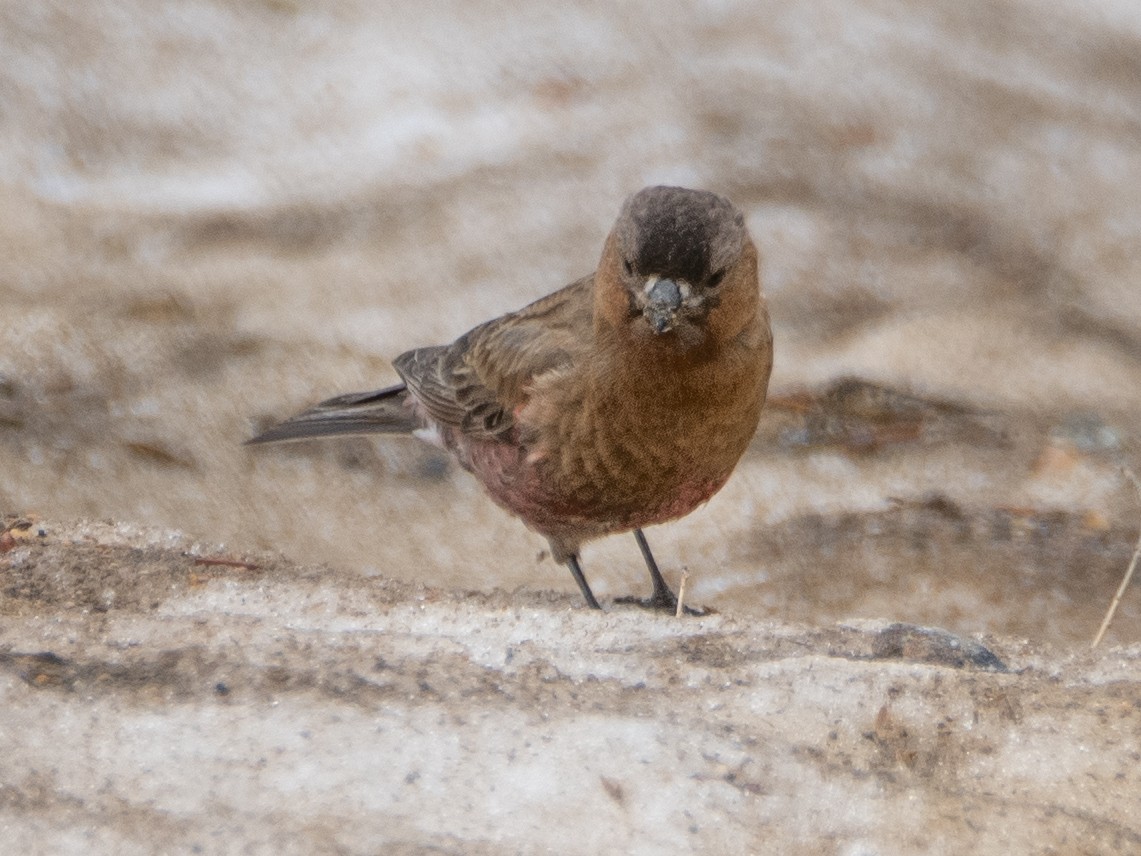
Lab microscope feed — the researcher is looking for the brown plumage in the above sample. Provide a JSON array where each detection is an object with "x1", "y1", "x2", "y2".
[{"x1": 248, "y1": 186, "x2": 773, "y2": 610}]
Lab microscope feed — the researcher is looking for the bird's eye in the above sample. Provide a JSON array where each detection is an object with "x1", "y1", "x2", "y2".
[
  {"x1": 623, "y1": 259, "x2": 634, "y2": 276},
  {"x1": 708, "y1": 268, "x2": 726, "y2": 287}
]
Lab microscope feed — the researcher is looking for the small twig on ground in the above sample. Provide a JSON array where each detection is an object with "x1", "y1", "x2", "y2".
[
  {"x1": 1092, "y1": 468, "x2": 1141, "y2": 649},
  {"x1": 675, "y1": 570, "x2": 690, "y2": 618}
]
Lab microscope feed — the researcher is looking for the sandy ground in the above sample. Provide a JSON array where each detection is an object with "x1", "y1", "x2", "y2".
[
  {"x1": 2, "y1": 520, "x2": 1140, "y2": 855},
  {"x1": 2, "y1": 0, "x2": 1141, "y2": 852}
]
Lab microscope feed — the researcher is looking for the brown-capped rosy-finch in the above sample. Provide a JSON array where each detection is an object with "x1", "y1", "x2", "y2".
[{"x1": 249, "y1": 186, "x2": 773, "y2": 610}]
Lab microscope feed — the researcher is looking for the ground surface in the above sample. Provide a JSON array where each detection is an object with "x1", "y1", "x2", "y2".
[
  {"x1": 2, "y1": 520, "x2": 1139, "y2": 855},
  {"x1": 2, "y1": 1, "x2": 1141, "y2": 852}
]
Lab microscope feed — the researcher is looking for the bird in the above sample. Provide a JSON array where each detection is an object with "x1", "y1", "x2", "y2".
[{"x1": 248, "y1": 185, "x2": 773, "y2": 611}]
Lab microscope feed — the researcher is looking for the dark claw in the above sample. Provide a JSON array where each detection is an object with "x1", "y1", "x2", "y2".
[{"x1": 614, "y1": 591, "x2": 709, "y2": 616}]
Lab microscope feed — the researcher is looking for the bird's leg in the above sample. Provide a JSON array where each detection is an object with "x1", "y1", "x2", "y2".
[
  {"x1": 634, "y1": 528, "x2": 677, "y2": 609},
  {"x1": 566, "y1": 554, "x2": 602, "y2": 610},
  {"x1": 616, "y1": 529, "x2": 707, "y2": 615}
]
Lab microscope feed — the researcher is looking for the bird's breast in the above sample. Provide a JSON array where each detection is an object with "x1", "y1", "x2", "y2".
[
  {"x1": 449, "y1": 323, "x2": 770, "y2": 538},
  {"x1": 531, "y1": 343, "x2": 766, "y2": 527}
]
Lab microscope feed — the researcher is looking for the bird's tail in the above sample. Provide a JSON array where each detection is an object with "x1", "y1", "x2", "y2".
[{"x1": 246, "y1": 384, "x2": 418, "y2": 444}]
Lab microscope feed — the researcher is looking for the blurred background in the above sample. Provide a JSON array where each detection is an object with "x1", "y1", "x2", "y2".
[{"x1": 2, "y1": 0, "x2": 1140, "y2": 643}]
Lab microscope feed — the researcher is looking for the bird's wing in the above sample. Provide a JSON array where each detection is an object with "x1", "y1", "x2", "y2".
[
  {"x1": 394, "y1": 274, "x2": 594, "y2": 441},
  {"x1": 246, "y1": 384, "x2": 417, "y2": 444}
]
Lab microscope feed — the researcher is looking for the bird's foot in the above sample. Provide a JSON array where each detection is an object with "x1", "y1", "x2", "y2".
[{"x1": 614, "y1": 590, "x2": 710, "y2": 616}]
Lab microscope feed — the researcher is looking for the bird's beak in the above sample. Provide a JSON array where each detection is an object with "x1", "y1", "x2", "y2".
[{"x1": 642, "y1": 278, "x2": 683, "y2": 334}]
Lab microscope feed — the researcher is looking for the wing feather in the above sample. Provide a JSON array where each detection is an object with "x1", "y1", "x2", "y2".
[{"x1": 393, "y1": 274, "x2": 594, "y2": 441}]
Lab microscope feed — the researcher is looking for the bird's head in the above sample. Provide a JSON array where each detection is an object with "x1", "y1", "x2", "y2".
[{"x1": 596, "y1": 186, "x2": 760, "y2": 352}]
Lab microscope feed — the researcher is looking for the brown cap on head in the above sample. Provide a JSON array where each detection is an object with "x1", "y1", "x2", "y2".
[{"x1": 615, "y1": 186, "x2": 747, "y2": 285}]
